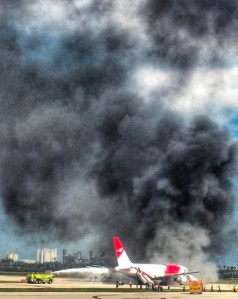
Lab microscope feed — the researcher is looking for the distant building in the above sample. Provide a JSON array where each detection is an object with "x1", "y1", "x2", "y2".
[
  {"x1": 21, "y1": 259, "x2": 36, "y2": 264},
  {"x1": 37, "y1": 248, "x2": 57, "y2": 263},
  {"x1": 62, "y1": 249, "x2": 89, "y2": 265},
  {"x1": 6, "y1": 252, "x2": 18, "y2": 262},
  {"x1": 63, "y1": 249, "x2": 67, "y2": 264}
]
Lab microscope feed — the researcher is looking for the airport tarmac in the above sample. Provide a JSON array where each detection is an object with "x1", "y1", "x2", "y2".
[
  {"x1": 0, "y1": 292, "x2": 237, "y2": 299},
  {"x1": 0, "y1": 275, "x2": 237, "y2": 298}
]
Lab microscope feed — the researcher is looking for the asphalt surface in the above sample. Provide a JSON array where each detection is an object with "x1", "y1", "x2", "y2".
[
  {"x1": 0, "y1": 291, "x2": 237, "y2": 299},
  {"x1": 0, "y1": 275, "x2": 237, "y2": 298}
]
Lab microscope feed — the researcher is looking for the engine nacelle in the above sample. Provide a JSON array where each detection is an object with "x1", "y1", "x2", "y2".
[{"x1": 174, "y1": 275, "x2": 188, "y2": 284}]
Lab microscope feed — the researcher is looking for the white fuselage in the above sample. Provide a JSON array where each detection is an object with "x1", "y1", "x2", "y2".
[
  {"x1": 115, "y1": 263, "x2": 197, "y2": 285},
  {"x1": 112, "y1": 237, "x2": 198, "y2": 286}
]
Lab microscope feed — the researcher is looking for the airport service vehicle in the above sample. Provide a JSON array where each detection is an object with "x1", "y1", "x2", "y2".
[
  {"x1": 113, "y1": 236, "x2": 198, "y2": 286},
  {"x1": 189, "y1": 280, "x2": 203, "y2": 294},
  {"x1": 27, "y1": 273, "x2": 54, "y2": 284}
]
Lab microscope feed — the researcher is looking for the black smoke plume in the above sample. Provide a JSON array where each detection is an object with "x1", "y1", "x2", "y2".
[
  {"x1": 142, "y1": 0, "x2": 238, "y2": 68},
  {"x1": 0, "y1": 1, "x2": 237, "y2": 276}
]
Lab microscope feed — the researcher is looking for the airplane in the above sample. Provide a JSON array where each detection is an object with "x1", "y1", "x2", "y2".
[
  {"x1": 53, "y1": 236, "x2": 198, "y2": 286},
  {"x1": 113, "y1": 236, "x2": 198, "y2": 286}
]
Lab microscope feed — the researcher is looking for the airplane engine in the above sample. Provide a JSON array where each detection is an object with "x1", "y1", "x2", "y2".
[{"x1": 174, "y1": 275, "x2": 188, "y2": 284}]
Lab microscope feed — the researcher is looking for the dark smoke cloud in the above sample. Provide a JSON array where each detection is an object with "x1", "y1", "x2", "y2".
[
  {"x1": 142, "y1": 0, "x2": 238, "y2": 68},
  {"x1": 0, "y1": 0, "x2": 237, "y2": 275},
  {"x1": 95, "y1": 110, "x2": 237, "y2": 259}
]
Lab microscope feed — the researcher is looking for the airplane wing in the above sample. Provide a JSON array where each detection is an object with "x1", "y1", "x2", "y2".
[{"x1": 154, "y1": 271, "x2": 200, "y2": 280}]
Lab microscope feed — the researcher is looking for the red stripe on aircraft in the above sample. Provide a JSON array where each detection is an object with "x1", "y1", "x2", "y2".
[{"x1": 165, "y1": 264, "x2": 180, "y2": 275}]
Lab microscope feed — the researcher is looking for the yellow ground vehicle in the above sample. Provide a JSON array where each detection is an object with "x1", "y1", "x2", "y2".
[
  {"x1": 189, "y1": 280, "x2": 203, "y2": 294},
  {"x1": 27, "y1": 273, "x2": 54, "y2": 284}
]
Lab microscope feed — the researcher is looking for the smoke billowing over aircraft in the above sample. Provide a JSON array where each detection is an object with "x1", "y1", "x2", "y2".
[{"x1": 0, "y1": 0, "x2": 238, "y2": 281}]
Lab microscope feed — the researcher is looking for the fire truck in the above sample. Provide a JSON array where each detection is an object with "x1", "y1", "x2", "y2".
[{"x1": 26, "y1": 273, "x2": 54, "y2": 284}]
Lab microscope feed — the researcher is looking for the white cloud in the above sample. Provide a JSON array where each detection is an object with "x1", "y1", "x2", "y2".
[
  {"x1": 134, "y1": 66, "x2": 172, "y2": 91},
  {"x1": 132, "y1": 65, "x2": 178, "y2": 102},
  {"x1": 172, "y1": 67, "x2": 238, "y2": 121},
  {"x1": 133, "y1": 63, "x2": 238, "y2": 125},
  {"x1": 17, "y1": 1, "x2": 83, "y2": 35}
]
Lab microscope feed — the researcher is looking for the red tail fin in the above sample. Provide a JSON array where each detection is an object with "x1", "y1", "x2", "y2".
[
  {"x1": 113, "y1": 236, "x2": 132, "y2": 267},
  {"x1": 113, "y1": 236, "x2": 124, "y2": 259}
]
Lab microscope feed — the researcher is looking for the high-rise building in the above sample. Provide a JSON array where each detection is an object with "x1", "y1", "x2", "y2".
[
  {"x1": 37, "y1": 248, "x2": 57, "y2": 263},
  {"x1": 6, "y1": 252, "x2": 18, "y2": 262},
  {"x1": 62, "y1": 249, "x2": 67, "y2": 264}
]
